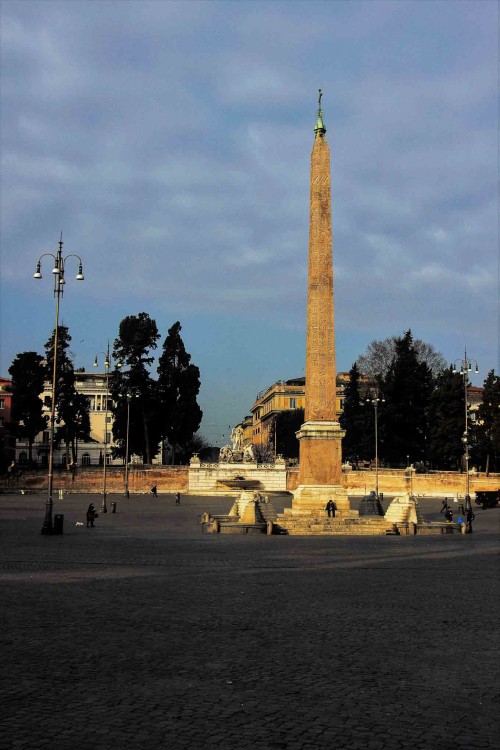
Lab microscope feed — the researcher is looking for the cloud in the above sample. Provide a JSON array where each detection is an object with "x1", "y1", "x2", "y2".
[{"x1": 1, "y1": 0, "x2": 497, "y2": 438}]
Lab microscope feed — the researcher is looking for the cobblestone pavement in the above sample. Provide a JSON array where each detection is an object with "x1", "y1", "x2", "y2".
[{"x1": 1, "y1": 492, "x2": 499, "y2": 750}]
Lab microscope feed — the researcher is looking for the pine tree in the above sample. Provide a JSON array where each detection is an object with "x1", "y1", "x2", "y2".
[
  {"x1": 426, "y1": 368, "x2": 464, "y2": 469},
  {"x1": 339, "y1": 363, "x2": 372, "y2": 465},
  {"x1": 380, "y1": 330, "x2": 433, "y2": 466},
  {"x1": 111, "y1": 313, "x2": 161, "y2": 464},
  {"x1": 8, "y1": 352, "x2": 47, "y2": 463},
  {"x1": 471, "y1": 370, "x2": 500, "y2": 473},
  {"x1": 268, "y1": 409, "x2": 304, "y2": 459},
  {"x1": 44, "y1": 326, "x2": 91, "y2": 465},
  {"x1": 157, "y1": 322, "x2": 202, "y2": 464}
]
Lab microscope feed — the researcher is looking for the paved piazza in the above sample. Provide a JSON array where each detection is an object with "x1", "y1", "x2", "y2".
[{"x1": 1, "y1": 491, "x2": 498, "y2": 750}]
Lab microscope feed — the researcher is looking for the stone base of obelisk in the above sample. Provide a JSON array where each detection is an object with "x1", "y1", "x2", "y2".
[
  {"x1": 275, "y1": 420, "x2": 398, "y2": 534},
  {"x1": 289, "y1": 420, "x2": 353, "y2": 515},
  {"x1": 289, "y1": 485, "x2": 353, "y2": 514}
]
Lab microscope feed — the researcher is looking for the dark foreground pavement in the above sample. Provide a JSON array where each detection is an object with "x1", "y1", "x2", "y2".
[{"x1": 1, "y1": 492, "x2": 499, "y2": 750}]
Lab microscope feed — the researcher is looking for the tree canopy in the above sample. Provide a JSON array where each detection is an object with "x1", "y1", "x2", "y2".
[
  {"x1": 111, "y1": 312, "x2": 162, "y2": 464},
  {"x1": 357, "y1": 334, "x2": 446, "y2": 381},
  {"x1": 157, "y1": 321, "x2": 203, "y2": 464},
  {"x1": 8, "y1": 351, "x2": 47, "y2": 463},
  {"x1": 44, "y1": 325, "x2": 91, "y2": 464}
]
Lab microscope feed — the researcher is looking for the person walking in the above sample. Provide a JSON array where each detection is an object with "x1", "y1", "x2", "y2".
[
  {"x1": 175, "y1": 492, "x2": 181, "y2": 504},
  {"x1": 86, "y1": 503, "x2": 97, "y2": 528},
  {"x1": 444, "y1": 506, "x2": 454, "y2": 523},
  {"x1": 440, "y1": 498, "x2": 449, "y2": 514},
  {"x1": 151, "y1": 485, "x2": 158, "y2": 498},
  {"x1": 325, "y1": 499, "x2": 336, "y2": 518},
  {"x1": 466, "y1": 507, "x2": 475, "y2": 533}
]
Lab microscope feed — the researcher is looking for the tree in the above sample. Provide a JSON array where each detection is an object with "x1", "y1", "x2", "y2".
[
  {"x1": 471, "y1": 370, "x2": 500, "y2": 473},
  {"x1": 44, "y1": 326, "x2": 91, "y2": 465},
  {"x1": 426, "y1": 368, "x2": 465, "y2": 469},
  {"x1": 111, "y1": 313, "x2": 161, "y2": 464},
  {"x1": 357, "y1": 335, "x2": 446, "y2": 381},
  {"x1": 268, "y1": 409, "x2": 304, "y2": 459},
  {"x1": 8, "y1": 352, "x2": 47, "y2": 463},
  {"x1": 170, "y1": 432, "x2": 211, "y2": 465},
  {"x1": 339, "y1": 363, "x2": 372, "y2": 465},
  {"x1": 157, "y1": 322, "x2": 202, "y2": 464},
  {"x1": 379, "y1": 330, "x2": 434, "y2": 466}
]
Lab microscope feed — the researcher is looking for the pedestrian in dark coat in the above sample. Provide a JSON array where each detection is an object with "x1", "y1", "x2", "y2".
[
  {"x1": 325, "y1": 499, "x2": 336, "y2": 518},
  {"x1": 444, "y1": 507, "x2": 453, "y2": 523},
  {"x1": 175, "y1": 492, "x2": 181, "y2": 504},
  {"x1": 86, "y1": 504, "x2": 96, "y2": 528},
  {"x1": 440, "y1": 499, "x2": 449, "y2": 514},
  {"x1": 151, "y1": 486, "x2": 158, "y2": 498},
  {"x1": 466, "y1": 508, "x2": 475, "y2": 533}
]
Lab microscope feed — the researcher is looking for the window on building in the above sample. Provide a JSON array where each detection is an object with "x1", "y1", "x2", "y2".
[
  {"x1": 289, "y1": 398, "x2": 296, "y2": 408},
  {"x1": 106, "y1": 416, "x2": 112, "y2": 423},
  {"x1": 340, "y1": 399, "x2": 345, "y2": 410},
  {"x1": 0, "y1": 399, "x2": 5, "y2": 409},
  {"x1": 106, "y1": 432, "x2": 112, "y2": 443},
  {"x1": 82, "y1": 453, "x2": 91, "y2": 466},
  {"x1": 42, "y1": 431, "x2": 50, "y2": 444},
  {"x1": 44, "y1": 395, "x2": 51, "y2": 407}
]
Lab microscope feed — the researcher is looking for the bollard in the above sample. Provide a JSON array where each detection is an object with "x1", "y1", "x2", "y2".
[
  {"x1": 267, "y1": 520, "x2": 274, "y2": 535},
  {"x1": 111, "y1": 502, "x2": 117, "y2": 514},
  {"x1": 53, "y1": 514, "x2": 64, "y2": 535}
]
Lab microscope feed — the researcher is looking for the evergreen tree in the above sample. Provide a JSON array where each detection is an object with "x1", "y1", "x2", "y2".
[
  {"x1": 339, "y1": 363, "x2": 372, "y2": 464},
  {"x1": 471, "y1": 370, "x2": 500, "y2": 473},
  {"x1": 268, "y1": 409, "x2": 304, "y2": 459},
  {"x1": 379, "y1": 330, "x2": 433, "y2": 466},
  {"x1": 44, "y1": 326, "x2": 91, "y2": 465},
  {"x1": 111, "y1": 313, "x2": 161, "y2": 464},
  {"x1": 426, "y1": 368, "x2": 464, "y2": 469},
  {"x1": 8, "y1": 352, "x2": 47, "y2": 463},
  {"x1": 157, "y1": 322, "x2": 202, "y2": 464}
]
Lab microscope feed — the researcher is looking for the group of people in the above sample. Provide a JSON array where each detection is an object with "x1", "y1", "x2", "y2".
[{"x1": 441, "y1": 498, "x2": 475, "y2": 532}]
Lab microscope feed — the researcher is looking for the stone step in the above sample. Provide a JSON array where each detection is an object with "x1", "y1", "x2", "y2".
[{"x1": 275, "y1": 517, "x2": 394, "y2": 535}]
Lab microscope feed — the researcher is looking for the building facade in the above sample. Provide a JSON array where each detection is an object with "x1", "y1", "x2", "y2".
[
  {"x1": 0, "y1": 377, "x2": 15, "y2": 469},
  {"x1": 250, "y1": 373, "x2": 350, "y2": 447},
  {"x1": 15, "y1": 371, "x2": 120, "y2": 467}
]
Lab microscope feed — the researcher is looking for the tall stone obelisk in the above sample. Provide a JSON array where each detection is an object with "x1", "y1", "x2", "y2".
[{"x1": 293, "y1": 91, "x2": 350, "y2": 513}]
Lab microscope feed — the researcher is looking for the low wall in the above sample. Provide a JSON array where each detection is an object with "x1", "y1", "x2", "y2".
[
  {"x1": 286, "y1": 467, "x2": 500, "y2": 496},
  {"x1": 0, "y1": 466, "x2": 188, "y2": 494},
  {"x1": 188, "y1": 460, "x2": 287, "y2": 495},
  {"x1": 2, "y1": 464, "x2": 498, "y2": 498}
]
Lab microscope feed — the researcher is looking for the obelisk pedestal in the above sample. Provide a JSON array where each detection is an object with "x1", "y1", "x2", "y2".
[{"x1": 291, "y1": 92, "x2": 351, "y2": 516}]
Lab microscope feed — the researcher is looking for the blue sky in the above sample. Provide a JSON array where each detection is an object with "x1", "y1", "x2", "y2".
[{"x1": 1, "y1": 0, "x2": 497, "y2": 446}]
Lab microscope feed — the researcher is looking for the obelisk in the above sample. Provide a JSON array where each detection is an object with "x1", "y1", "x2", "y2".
[{"x1": 293, "y1": 91, "x2": 350, "y2": 513}]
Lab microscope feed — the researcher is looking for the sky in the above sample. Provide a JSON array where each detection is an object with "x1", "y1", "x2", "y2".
[{"x1": 1, "y1": 0, "x2": 498, "y2": 447}]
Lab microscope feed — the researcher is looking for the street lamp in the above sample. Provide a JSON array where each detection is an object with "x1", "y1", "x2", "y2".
[
  {"x1": 33, "y1": 233, "x2": 85, "y2": 534},
  {"x1": 94, "y1": 343, "x2": 121, "y2": 513},
  {"x1": 452, "y1": 349, "x2": 479, "y2": 510},
  {"x1": 365, "y1": 391, "x2": 385, "y2": 500},
  {"x1": 121, "y1": 389, "x2": 139, "y2": 498}
]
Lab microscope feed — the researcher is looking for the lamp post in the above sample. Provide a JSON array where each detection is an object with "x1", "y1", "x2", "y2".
[
  {"x1": 122, "y1": 389, "x2": 138, "y2": 498},
  {"x1": 452, "y1": 349, "x2": 479, "y2": 510},
  {"x1": 94, "y1": 344, "x2": 120, "y2": 513},
  {"x1": 33, "y1": 234, "x2": 84, "y2": 534},
  {"x1": 365, "y1": 391, "x2": 385, "y2": 499}
]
